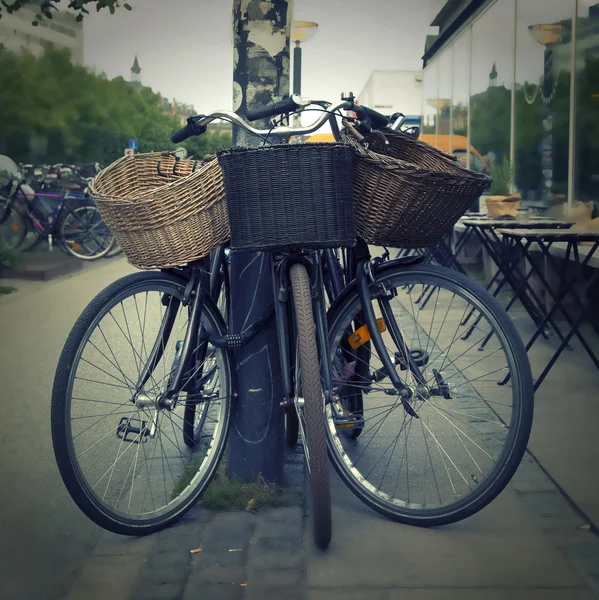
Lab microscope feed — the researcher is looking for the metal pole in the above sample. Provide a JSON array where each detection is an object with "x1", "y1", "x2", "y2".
[
  {"x1": 293, "y1": 41, "x2": 302, "y2": 95},
  {"x1": 293, "y1": 41, "x2": 301, "y2": 127},
  {"x1": 228, "y1": 0, "x2": 292, "y2": 484}
]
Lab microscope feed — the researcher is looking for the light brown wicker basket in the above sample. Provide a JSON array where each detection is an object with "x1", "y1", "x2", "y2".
[
  {"x1": 88, "y1": 152, "x2": 229, "y2": 269},
  {"x1": 341, "y1": 122, "x2": 492, "y2": 248}
]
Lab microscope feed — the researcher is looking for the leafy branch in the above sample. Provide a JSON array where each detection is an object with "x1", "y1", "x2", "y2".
[{"x1": 0, "y1": 1, "x2": 132, "y2": 24}]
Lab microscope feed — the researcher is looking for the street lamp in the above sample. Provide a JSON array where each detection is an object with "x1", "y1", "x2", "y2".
[
  {"x1": 528, "y1": 23, "x2": 568, "y2": 204},
  {"x1": 291, "y1": 21, "x2": 318, "y2": 125}
]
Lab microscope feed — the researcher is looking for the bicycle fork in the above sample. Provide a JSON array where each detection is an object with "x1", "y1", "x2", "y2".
[{"x1": 355, "y1": 259, "x2": 429, "y2": 418}]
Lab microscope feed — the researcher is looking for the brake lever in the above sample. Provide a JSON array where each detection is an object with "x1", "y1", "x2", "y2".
[{"x1": 371, "y1": 129, "x2": 389, "y2": 146}]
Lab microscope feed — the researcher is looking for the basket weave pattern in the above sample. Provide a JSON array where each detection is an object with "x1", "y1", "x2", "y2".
[
  {"x1": 217, "y1": 143, "x2": 355, "y2": 251},
  {"x1": 341, "y1": 123, "x2": 491, "y2": 248},
  {"x1": 89, "y1": 152, "x2": 229, "y2": 269}
]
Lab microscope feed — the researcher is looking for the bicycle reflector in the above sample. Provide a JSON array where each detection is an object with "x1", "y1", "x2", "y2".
[{"x1": 348, "y1": 318, "x2": 386, "y2": 349}]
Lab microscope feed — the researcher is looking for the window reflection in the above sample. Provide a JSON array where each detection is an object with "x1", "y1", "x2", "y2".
[
  {"x1": 452, "y1": 31, "x2": 471, "y2": 168},
  {"x1": 575, "y1": 1, "x2": 599, "y2": 209},
  {"x1": 515, "y1": 0, "x2": 573, "y2": 205},
  {"x1": 437, "y1": 48, "x2": 453, "y2": 151},
  {"x1": 470, "y1": 0, "x2": 515, "y2": 176},
  {"x1": 423, "y1": 60, "x2": 438, "y2": 140}
]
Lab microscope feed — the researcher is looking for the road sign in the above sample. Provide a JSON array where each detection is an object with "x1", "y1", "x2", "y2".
[
  {"x1": 129, "y1": 139, "x2": 138, "y2": 150},
  {"x1": 124, "y1": 148, "x2": 134, "y2": 157}
]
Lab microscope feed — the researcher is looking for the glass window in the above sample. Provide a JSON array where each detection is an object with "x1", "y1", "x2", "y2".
[
  {"x1": 452, "y1": 30, "x2": 471, "y2": 164},
  {"x1": 575, "y1": 1, "x2": 599, "y2": 210},
  {"x1": 515, "y1": 0, "x2": 573, "y2": 205},
  {"x1": 422, "y1": 60, "x2": 438, "y2": 141},
  {"x1": 470, "y1": 0, "x2": 515, "y2": 176},
  {"x1": 438, "y1": 48, "x2": 453, "y2": 145}
]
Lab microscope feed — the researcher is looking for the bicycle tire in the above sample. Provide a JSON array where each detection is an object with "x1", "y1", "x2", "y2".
[
  {"x1": 290, "y1": 263, "x2": 332, "y2": 549},
  {"x1": 59, "y1": 204, "x2": 114, "y2": 260},
  {"x1": 326, "y1": 263, "x2": 533, "y2": 526},
  {"x1": 0, "y1": 198, "x2": 28, "y2": 250},
  {"x1": 51, "y1": 271, "x2": 233, "y2": 535}
]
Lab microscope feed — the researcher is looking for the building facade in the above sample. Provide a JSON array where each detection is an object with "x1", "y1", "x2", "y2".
[
  {"x1": 358, "y1": 71, "x2": 424, "y2": 129},
  {"x1": 0, "y1": 2, "x2": 83, "y2": 63},
  {"x1": 423, "y1": 0, "x2": 599, "y2": 207}
]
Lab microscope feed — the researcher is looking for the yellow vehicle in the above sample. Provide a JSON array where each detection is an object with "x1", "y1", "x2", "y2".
[
  {"x1": 302, "y1": 132, "x2": 486, "y2": 173},
  {"x1": 418, "y1": 134, "x2": 486, "y2": 172}
]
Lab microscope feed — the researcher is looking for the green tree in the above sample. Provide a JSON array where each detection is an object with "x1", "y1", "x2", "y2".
[
  {"x1": 0, "y1": 46, "x2": 231, "y2": 166},
  {"x1": 0, "y1": 1, "x2": 132, "y2": 24}
]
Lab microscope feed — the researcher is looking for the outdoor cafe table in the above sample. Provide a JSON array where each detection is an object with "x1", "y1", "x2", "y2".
[
  {"x1": 497, "y1": 228, "x2": 599, "y2": 391},
  {"x1": 457, "y1": 218, "x2": 574, "y2": 337}
]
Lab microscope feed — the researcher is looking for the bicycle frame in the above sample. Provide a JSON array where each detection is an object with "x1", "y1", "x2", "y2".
[{"x1": 9, "y1": 182, "x2": 75, "y2": 239}]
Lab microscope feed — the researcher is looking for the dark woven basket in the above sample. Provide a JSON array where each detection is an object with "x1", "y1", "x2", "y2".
[
  {"x1": 341, "y1": 122, "x2": 491, "y2": 248},
  {"x1": 217, "y1": 143, "x2": 355, "y2": 251}
]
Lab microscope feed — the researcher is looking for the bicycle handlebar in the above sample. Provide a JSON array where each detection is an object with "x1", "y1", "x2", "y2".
[
  {"x1": 245, "y1": 94, "x2": 303, "y2": 121},
  {"x1": 170, "y1": 95, "x2": 403, "y2": 144}
]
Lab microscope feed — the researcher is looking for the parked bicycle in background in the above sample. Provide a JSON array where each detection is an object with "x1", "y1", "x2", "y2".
[{"x1": 0, "y1": 155, "x2": 115, "y2": 260}]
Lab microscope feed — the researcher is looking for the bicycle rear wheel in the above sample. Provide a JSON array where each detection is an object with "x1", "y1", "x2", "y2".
[
  {"x1": 327, "y1": 263, "x2": 533, "y2": 526},
  {"x1": 51, "y1": 271, "x2": 232, "y2": 535},
  {"x1": 290, "y1": 263, "x2": 332, "y2": 549},
  {"x1": 59, "y1": 204, "x2": 114, "y2": 260}
]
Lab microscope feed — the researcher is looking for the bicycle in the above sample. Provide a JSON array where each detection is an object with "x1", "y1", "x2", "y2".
[
  {"x1": 50, "y1": 94, "x2": 534, "y2": 551},
  {"x1": 0, "y1": 166, "x2": 115, "y2": 259}
]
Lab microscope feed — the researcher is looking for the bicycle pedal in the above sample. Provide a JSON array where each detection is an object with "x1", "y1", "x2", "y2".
[
  {"x1": 116, "y1": 417, "x2": 150, "y2": 443},
  {"x1": 333, "y1": 413, "x2": 364, "y2": 429}
]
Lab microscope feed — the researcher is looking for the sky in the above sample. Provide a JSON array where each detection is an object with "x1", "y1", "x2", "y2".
[{"x1": 83, "y1": 0, "x2": 440, "y2": 114}]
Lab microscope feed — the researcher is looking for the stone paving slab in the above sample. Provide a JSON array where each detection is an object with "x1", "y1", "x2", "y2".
[
  {"x1": 307, "y1": 470, "x2": 587, "y2": 591},
  {"x1": 308, "y1": 589, "x2": 595, "y2": 600}
]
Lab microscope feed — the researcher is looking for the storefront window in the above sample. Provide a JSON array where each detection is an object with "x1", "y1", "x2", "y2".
[
  {"x1": 422, "y1": 60, "x2": 438, "y2": 140},
  {"x1": 438, "y1": 48, "x2": 453, "y2": 146},
  {"x1": 515, "y1": 0, "x2": 573, "y2": 204},
  {"x1": 452, "y1": 30, "x2": 471, "y2": 167},
  {"x1": 575, "y1": 1, "x2": 599, "y2": 210},
  {"x1": 470, "y1": 0, "x2": 515, "y2": 176}
]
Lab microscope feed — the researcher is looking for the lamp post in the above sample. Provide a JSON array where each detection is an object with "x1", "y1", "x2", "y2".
[
  {"x1": 291, "y1": 21, "x2": 318, "y2": 125},
  {"x1": 528, "y1": 23, "x2": 567, "y2": 204}
]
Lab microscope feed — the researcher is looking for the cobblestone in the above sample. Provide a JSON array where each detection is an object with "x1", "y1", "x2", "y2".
[
  {"x1": 182, "y1": 583, "x2": 243, "y2": 600},
  {"x1": 129, "y1": 581, "x2": 186, "y2": 600}
]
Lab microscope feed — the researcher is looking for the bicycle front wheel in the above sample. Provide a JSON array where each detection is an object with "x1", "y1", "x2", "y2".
[
  {"x1": 327, "y1": 263, "x2": 533, "y2": 526},
  {"x1": 51, "y1": 271, "x2": 232, "y2": 535},
  {"x1": 59, "y1": 204, "x2": 114, "y2": 260},
  {"x1": 290, "y1": 263, "x2": 332, "y2": 549}
]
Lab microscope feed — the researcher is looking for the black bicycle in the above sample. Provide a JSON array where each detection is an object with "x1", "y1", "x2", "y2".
[
  {"x1": 51, "y1": 95, "x2": 534, "y2": 550},
  {"x1": 0, "y1": 165, "x2": 114, "y2": 259}
]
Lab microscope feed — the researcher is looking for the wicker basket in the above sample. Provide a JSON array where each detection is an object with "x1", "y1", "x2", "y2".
[
  {"x1": 217, "y1": 143, "x2": 355, "y2": 251},
  {"x1": 341, "y1": 123, "x2": 492, "y2": 248},
  {"x1": 88, "y1": 152, "x2": 229, "y2": 269}
]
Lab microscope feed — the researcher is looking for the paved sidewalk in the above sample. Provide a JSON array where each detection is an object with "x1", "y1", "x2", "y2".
[{"x1": 62, "y1": 453, "x2": 599, "y2": 600}]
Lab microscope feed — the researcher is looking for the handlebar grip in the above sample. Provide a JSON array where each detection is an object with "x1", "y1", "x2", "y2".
[
  {"x1": 358, "y1": 105, "x2": 390, "y2": 128},
  {"x1": 171, "y1": 123, "x2": 193, "y2": 144},
  {"x1": 246, "y1": 95, "x2": 300, "y2": 122}
]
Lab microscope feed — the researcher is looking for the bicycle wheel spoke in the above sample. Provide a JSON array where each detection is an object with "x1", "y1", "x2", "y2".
[
  {"x1": 326, "y1": 265, "x2": 532, "y2": 522},
  {"x1": 54, "y1": 273, "x2": 232, "y2": 532}
]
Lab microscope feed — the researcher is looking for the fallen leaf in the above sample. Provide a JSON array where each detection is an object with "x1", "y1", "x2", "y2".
[
  {"x1": 240, "y1": 583, "x2": 247, "y2": 587},
  {"x1": 189, "y1": 548, "x2": 203, "y2": 554}
]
